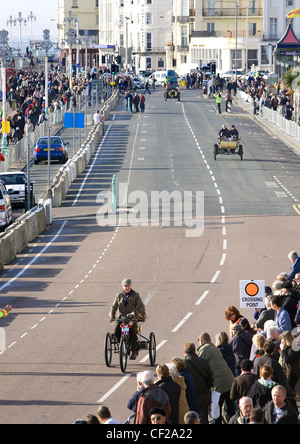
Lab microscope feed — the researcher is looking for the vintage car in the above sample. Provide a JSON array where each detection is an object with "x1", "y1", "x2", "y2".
[
  {"x1": 214, "y1": 137, "x2": 243, "y2": 161},
  {"x1": 164, "y1": 79, "x2": 180, "y2": 101}
]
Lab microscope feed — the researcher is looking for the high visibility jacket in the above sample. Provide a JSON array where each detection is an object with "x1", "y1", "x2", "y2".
[
  {"x1": 214, "y1": 93, "x2": 222, "y2": 103},
  {"x1": 0, "y1": 309, "x2": 8, "y2": 318}
]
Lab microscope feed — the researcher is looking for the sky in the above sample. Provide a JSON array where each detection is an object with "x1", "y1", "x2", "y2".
[{"x1": 0, "y1": 0, "x2": 58, "y2": 44}]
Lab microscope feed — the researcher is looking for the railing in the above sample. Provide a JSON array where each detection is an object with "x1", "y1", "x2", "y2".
[
  {"x1": 202, "y1": 7, "x2": 263, "y2": 17},
  {"x1": 238, "y1": 90, "x2": 300, "y2": 143},
  {"x1": 0, "y1": 104, "x2": 67, "y2": 173}
]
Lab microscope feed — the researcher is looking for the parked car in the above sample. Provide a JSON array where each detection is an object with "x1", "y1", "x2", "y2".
[
  {"x1": 0, "y1": 180, "x2": 13, "y2": 231},
  {"x1": 34, "y1": 136, "x2": 69, "y2": 165},
  {"x1": 246, "y1": 70, "x2": 269, "y2": 81},
  {"x1": 219, "y1": 70, "x2": 244, "y2": 80},
  {"x1": 132, "y1": 77, "x2": 144, "y2": 89},
  {"x1": 0, "y1": 171, "x2": 33, "y2": 206}
]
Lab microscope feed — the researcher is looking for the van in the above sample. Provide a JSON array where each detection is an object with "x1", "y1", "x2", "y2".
[
  {"x1": 0, "y1": 180, "x2": 13, "y2": 231},
  {"x1": 152, "y1": 71, "x2": 167, "y2": 86}
]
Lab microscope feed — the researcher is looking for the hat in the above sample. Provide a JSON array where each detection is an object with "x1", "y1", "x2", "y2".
[
  {"x1": 149, "y1": 407, "x2": 166, "y2": 417},
  {"x1": 231, "y1": 323, "x2": 243, "y2": 332},
  {"x1": 122, "y1": 278, "x2": 132, "y2": 286}
]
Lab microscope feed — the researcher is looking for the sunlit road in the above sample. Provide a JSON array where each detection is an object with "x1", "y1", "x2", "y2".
[{"x1": 0, "y1": 87, "x2": 299, "y2": 423}]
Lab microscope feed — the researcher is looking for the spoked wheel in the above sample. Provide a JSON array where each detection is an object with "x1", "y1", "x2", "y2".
[
  {"x1": 213, "y1": 144, "x2": 218, "y2": 160},
  {"x1": 149, "y1": 332, "x2": 156, "y2": 366},
  {"x1": 239, "y1": 145, "x2": 243, "y2": 161},
  {"x1": 104, "y1": 333, "x2": 112, "y2": 367},
  {"x1": 119, "y1": 336, "x2": 128, "y2": 373}
]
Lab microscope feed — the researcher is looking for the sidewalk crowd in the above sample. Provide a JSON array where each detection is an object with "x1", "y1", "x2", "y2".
[
  {"x1": 78, "y1": 251, "x2": 300, "y2": 425},
  {"x1": 0, "y1": 66, "x2": 108, "y2": 147}
]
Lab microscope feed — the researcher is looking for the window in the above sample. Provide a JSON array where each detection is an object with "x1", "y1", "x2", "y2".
[
  {"x1": 247, "y1": 49, "x2": 258, "y2": 67},
  {"x1": 146, "y1": 57, "x2": 152, "y2": 69},
  {"x1": 261, "y1": 46, "x2": 270, "y2": 65},
  {"x1": 72, "y1": 0, "x2": 78, "y2": 8},
  {"x1": 270, "y1": 18, "x2": 277, "y2": 39},
  {"x1": 146, "y1": 0, "x2": 152, "y2": 4},
  {"x1": 146, "y1": 13, "x2": 152, "y2": 25},
  {"x1": 249, "y1": 23, "x2": 257, "y2": 36},
  {"x1": 146, "y1": 33, "x2": 152, "y2": 51},
  {"x1": 181, "y1": 0, "x2": 189, "y2": 16},
  {"x1": 231, "y1": 49, "x2": 242, "y2": 69},
  {"x1": 181, "y1": 25, "x2": 188, "y2": 47}
]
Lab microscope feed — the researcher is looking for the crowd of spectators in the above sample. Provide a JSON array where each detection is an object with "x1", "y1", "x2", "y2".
[
  {"x1": 237, "y1": 72, "x2": 297, "y2": 122},
  {"x1": 0, "y1": 65, "x2": 108, "y2": 146},
  {"x1": 79, "y1": 251, "x2": 300, "y2": 425}
]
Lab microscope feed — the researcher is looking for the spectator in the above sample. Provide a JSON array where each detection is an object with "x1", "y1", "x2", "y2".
[
  {"x1": 97, "y1": 406, "x2": 121, "y2": 424},
  {"x1": 249, "y1": 407, "x2": 265, "y2": 424},
  {"x1": 229, "y1": 397, "x2": 253, "y2": 424},
  {"x1": 197, "y1": 332, "x2": 235, "y2": 423},
  {"x1": 184, "y1": 342, "x2": 214, "y2": 424},
  {"x1": 263, "y1": 385, "x2": 298, "y2": 424},
  {"x1": 155, "y1": 364, "x2": 181, "y2": 424},
  {"x1": 249, "y1": 365, "x2": 277, "y2": 408},
  {"x1": 279, "y1": 331, "x2": 300, "y2": 391},
  {"x1": 224, "y1": 306, "x2": 245, "y2": 338},
  {"x1": 170, "y1": 357, "x2": 200, "y2": 414},
  {"x1": 166, "y1": 363, "x2": 189, "y2": 424},
  {"x1": 280, "y1": 281, "x2": 299, "y2": 328},
  {"x1": 127, "y1": 372, "x2": 144, "y2": 413},
  {"x1": 184, "y1": 411, "x2": 200, "y2": 425},
  {"x1": 270, "y1": 295, "x2": 292, "y2": 334},
  {"x1": 287, "y1": 251, "x2": 300, "y2": 282},
  {"x1": 149, "y1": 407, "x2": 167, "y2": 425},
  {"x1": 253, "y1": 296, "x2": 275, "y2": 331},
  {"x1": 135, "y1": 371, "x2": 171, "y2": 425},
  {"x1": 230, "y1": 359, "x2": 258, "y2": 402},
  {"x1": 229, "y1": 323, "x2": 253, "y2": 375},
  {"x1": 215, "y1": 331, "x2": 235, "y2": 375}
]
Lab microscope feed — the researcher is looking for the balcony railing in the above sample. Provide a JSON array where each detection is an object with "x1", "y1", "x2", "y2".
[
  {"x1": 202, "y1": 7, "x2": 263, "y2": 17},
  {"x1": 191, "y1": 30, "x2": 262, "y2": 38}
]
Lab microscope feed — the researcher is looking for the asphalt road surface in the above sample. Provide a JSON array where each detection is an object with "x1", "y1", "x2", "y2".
[{"x1": 0, "y1": 87, "x2": 299, "y2": 424}]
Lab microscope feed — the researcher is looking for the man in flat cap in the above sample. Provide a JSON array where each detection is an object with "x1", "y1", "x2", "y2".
[{"x1": 109, "y1": 279, "x2": 146, "y2": 360}]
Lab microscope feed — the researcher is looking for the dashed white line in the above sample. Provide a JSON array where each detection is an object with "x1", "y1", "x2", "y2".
[{"x1": 172, "y1": 312, "x2": 193, "y2": 333}]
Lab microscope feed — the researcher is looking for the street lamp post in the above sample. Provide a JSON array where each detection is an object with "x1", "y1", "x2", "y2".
[
  {"x1": 0, "y1": 30, "x2": 10, "y2": 151},
  {"x1": 14, "y1": 12, "x2": 27, "y2": 56},
  {"x1": 65, "y1": 28, "x2": 76, "y2": 92},
  {"x1": 27, "y1": 11, "x2": 36, "y2": 42},
  {"x1": 39, "y1": 30, "x2": 54, "y2": 117}
]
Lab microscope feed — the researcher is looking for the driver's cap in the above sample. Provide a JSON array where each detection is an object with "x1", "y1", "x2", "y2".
[{"x1": 122, "y1": 278, "x2": 132, "y2": 286}]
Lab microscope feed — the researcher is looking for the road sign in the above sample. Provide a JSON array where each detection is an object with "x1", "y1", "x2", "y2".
[
  {"x1": 240, "y1": 280, "x2": 265, "y2": 309},
  {"x1": 64, "y1": 113, "x2": 85, "y2": 129}
]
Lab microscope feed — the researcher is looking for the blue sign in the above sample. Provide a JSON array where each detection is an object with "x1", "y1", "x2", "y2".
[{"x1": 64, "y1": 113, "x2": 85, "y2": 129}]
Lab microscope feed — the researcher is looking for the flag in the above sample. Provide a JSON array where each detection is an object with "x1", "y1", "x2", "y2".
[{"x1": 288, "y1": 8, "x2": 300, "y2": 19}]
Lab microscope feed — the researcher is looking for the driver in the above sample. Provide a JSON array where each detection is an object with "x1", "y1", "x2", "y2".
[
  {"x1": 219, "y1": 124, "x2": 231, "y2": 139},
  {"x1": 109, "y1": 279, "x2": 146, "y2": 360}
]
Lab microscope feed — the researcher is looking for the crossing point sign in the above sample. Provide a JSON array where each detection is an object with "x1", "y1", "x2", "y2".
[{"x1": 240, "y1": 280, "x2": 265, "y2": 309}]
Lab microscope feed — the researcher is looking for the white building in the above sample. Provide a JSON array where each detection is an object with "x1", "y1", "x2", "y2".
[{"x1": 99, "y1": 0, "x2": 173, "y2": 72}]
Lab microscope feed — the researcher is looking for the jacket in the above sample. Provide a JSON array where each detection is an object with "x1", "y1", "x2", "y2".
[
  {"x1": 263, "y1": 400, "x2": 298, "y2": 424},
  {"x1": 110, "y1": 289, "x2": 145, "y2": 319},
  {"x1": 156, "y1": 376, "x2": 181, "y2": 424},
  {"x1": 197, "y1": 342, "x2": 234, "y2": 393},
  {"x1": 135, "y1": 385, "x2": 171, "y2": 424},
  {"x1": 184, "y1": 353, "x2": 214, "y2": 399}
]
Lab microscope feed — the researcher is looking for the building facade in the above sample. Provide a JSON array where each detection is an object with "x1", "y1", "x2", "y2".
[{"x1": 58, "y1": 0, "x2": 99, "y2": 69}]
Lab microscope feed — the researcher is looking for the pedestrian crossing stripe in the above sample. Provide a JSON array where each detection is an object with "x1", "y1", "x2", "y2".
[{"x1": 293, "y1": 205, "x2": 300, "y2": 216}]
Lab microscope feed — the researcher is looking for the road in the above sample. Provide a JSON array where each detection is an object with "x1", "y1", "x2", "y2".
[{"x1": 0, "y1": 87, "x2": 299, "y2": 424}]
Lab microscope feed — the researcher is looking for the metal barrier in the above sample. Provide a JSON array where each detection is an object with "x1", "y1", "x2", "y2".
[{"x1": 238, "y1": 90, "x2": 300, "y2": 143}]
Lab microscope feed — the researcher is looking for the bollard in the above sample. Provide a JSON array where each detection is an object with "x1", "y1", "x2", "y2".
[{"x1": 111, "y1": 174, "x2": 117, "y2": 213}]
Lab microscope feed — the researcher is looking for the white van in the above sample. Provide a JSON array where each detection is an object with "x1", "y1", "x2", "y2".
[{"x1": 151, "y1": 71, "x2": 167, "y2": 86}]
